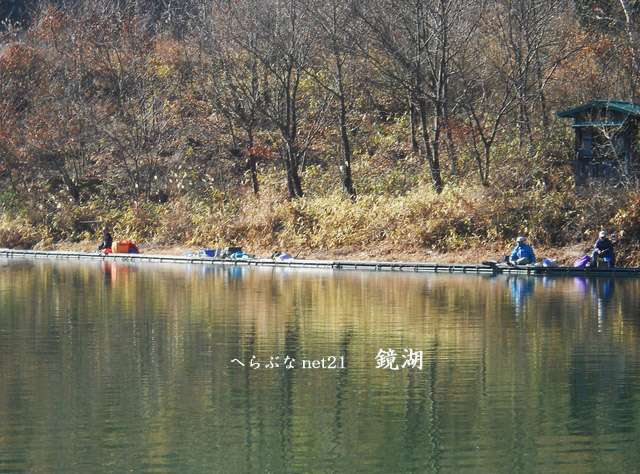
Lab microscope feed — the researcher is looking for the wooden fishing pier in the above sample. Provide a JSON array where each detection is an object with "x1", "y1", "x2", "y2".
[{"x1": 2, "y1": 249, "x2": 640, "y2": 277}]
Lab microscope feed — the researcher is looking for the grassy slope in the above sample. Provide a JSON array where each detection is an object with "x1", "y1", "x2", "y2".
[{"x1": 4, "y1": 174, "x2": 639, "y2": 267}]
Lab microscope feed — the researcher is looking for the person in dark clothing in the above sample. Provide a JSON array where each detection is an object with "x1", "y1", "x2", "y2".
[
  {"x1": 591, "y1": 230, "x2": 614, "y2": 266},
  {"x1": 98, "y1": 227, "x2": 113, "y2": 251}
]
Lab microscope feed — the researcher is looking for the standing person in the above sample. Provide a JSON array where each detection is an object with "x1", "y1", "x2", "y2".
[
  {"x1": 98, "y1": 227, "x2": 113, "y2": 251},
  {"x1": 509, "y1": 236, "x2": 536, "y2": 265},
  {"x1": 591, "y1": 231, "x2": 615, "y2": 267}
]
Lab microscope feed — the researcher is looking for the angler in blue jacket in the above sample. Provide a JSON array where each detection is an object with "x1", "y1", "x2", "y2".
[{"x1": 509, "y1": 236, "x2": 536, "y2": 265}]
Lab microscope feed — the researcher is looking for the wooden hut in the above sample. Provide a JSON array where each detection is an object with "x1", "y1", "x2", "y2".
[{"x1": 557, "y1": 100, "x2": 640, "y2": 185}]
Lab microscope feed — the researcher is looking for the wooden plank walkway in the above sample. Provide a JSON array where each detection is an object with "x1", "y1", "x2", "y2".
[{"x1": 1, "y1": 249, "x2": 639, "y2": 277}]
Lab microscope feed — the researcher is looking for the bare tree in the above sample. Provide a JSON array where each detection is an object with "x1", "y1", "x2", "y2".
[
  {"x1": 17, "y1": 6, "x2": 100, "y2": 202},
  {"x1": 456, "y1": 48, "x2": 518, "y2": 185},
  {"x1": 190, "y1": 0, "x2": 267, "y2": 195},
  {"x1": 229, "y1": 0, "x2": 327, "y2": 199},
  {"x1": 80, "y1": 2, "x2": 177, "y2": 201},
  {"x1": 0, "y1": 29, "x2": 27, "y2": 194},
  {"x1": 356, "y1": 0, "x2": 481, "y2": 193},
  {"x1": 617, "y1": 0, "x2": 640, "y2": 100},
  {"x1": 492, "y1": 0, "x2": 578, "y2": 145},
  {"x1": 304, "y1": 0, "x2": 359, "y2": 197}
]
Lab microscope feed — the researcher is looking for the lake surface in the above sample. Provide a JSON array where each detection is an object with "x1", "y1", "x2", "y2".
[{"x1": 1, "y1": 258, "x2": 640, "y2": 472}]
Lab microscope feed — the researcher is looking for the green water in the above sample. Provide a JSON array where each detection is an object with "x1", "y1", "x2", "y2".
[{"x1": 1, "y1": 258, "x2": 640, "y2": 472}]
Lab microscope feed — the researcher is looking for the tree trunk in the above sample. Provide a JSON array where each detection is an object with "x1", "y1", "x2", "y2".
[
  {"x1": 284, "y1": 141, "x2": 304, "y2": 198},
  {"x1": 246, "y1": 130, "x2": 259, "y2": 195},
  {"x1": 337, "y1": 74, "x2": 355, "y2": 197},
  {"x1": 443, "y1": 110, "x2": 457, "y2": 173},
  {"x1": 417, "y1": 97, "x2": 443, "y2": 193},
  {"x1": 620, "y1": 0, "x2": 640, "y2": 100},
  {"x1": 409, "y1": 97, "x2": 420, "y2": 159}
]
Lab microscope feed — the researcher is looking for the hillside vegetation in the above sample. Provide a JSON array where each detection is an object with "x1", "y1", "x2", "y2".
[{"x1": 2, "y1": 0, "x2": 640, "y2": 265}]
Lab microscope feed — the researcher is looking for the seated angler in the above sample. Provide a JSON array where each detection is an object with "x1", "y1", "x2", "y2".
[
  {"x1": 509, "y1": 236, "x2": 536, "y2": 266},
  {"x1": 98, "y1": 226, "x2": 113, "y2": 251},
  {"x1": 591, "y1": 231, "x2": 615, "y2": 267}
]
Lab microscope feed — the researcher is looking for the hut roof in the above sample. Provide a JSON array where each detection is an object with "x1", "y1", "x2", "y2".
[{"x1": 557, "y1": 100, "x2": 640, "y2": 119}]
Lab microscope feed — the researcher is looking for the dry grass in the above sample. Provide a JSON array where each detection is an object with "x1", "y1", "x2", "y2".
[{"x1": 4, "y1": 166, "x2": 640, "y2": 266}]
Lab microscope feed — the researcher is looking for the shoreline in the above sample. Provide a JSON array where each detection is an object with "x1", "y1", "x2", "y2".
[
  {"x1": 3, "y1": 241, "x2": 635, "y2": 275},
  {"x1": 3, "y1": 248, "x2": 639, "y2": 277},
  {"x1": 29, "y1": 240, "x2": 603, "y2": 268}
]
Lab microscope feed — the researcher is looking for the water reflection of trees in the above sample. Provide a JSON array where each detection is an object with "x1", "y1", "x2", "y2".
[{"x1": 1, "y1": 261, "x2": 640, "y2": 471}]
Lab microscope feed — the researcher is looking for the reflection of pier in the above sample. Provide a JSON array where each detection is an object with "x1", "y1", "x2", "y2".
[{"x1": 2, "y1": 249, "x2": 640, "y2": 276}]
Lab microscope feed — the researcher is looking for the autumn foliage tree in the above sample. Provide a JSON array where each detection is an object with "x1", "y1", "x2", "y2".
[{"x1": 3, "y1": 0, "x2": 640, "y2": 249}]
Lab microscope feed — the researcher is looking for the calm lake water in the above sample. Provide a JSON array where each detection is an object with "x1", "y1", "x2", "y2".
[{"x1": 1, "y1": 257, "x2": 640, "y2": 472}]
